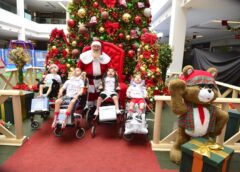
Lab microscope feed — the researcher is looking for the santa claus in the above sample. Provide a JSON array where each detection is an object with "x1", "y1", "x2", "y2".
[{"x1": 77, "y1": 40, "x2": 112, "y2": 103}]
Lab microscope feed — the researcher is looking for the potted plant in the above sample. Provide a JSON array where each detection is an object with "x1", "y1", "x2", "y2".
[{"x1": 8, "y1": 47, "x2": 30, "y2": 90}]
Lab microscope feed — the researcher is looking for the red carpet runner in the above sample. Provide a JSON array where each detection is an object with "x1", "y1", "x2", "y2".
[{"x1": 0, "y1": 119, "x2": 177, "y2": 172}]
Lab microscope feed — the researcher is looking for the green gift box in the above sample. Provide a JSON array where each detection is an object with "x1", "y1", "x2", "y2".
[
  {"x1": 0, "y1": 91, "x2": 34, "y2": 123},
  {"x1": 180, "y1": 138, "x2": 234, "y2": 172}
]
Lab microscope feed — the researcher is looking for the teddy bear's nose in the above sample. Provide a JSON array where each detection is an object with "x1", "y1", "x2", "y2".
[{"x1": 208, "y1": 89, "x2": 212, "y2": 93}]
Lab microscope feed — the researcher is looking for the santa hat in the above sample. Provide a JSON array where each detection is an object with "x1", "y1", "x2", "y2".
[
  {"x1": 179, "y1": 70, "x2": 216, "y2": 86},
  {"x1": 48, "y1": 63, "x2": 59, "y2": 72},
  {"x1": 91, "y1": 40, "x2": 102, "y2": 47}
]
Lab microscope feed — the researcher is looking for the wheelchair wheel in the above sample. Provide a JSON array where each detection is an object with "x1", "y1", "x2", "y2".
[
  {"x1": 123, "y1": 134, "x2": 134, "y2": 141},
  {"x1": 31, "y1": 121, "x2": 40, "y2": 129},
  {"x1": 91, "y1": 126, "x2": 96, "y2": 138},
  {"x1": 76, "y1": 128, "x2": 85, "y2": 139},
  {"x1": 54, "y1": 127, "x2": 63, "y2": 137},
  {"x1": 42, "y1": 111, "x2": 50, "y2": 120},
  {"x1": 118, "y1": 127, "x2": 123, "y2": 138},
  {"x1": 85, "y1": 108, "x2": 94, "y2": 129}
]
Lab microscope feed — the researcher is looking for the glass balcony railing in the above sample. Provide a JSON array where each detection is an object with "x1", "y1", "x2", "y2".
[
  {"x1": 0, "y1": 1, "x2": 66, "y2": 24},
  {"x1": 0, "y1": 1, "x2": 17, "y2": 14}
]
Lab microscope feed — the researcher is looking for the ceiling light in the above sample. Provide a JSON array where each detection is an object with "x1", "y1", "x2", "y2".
[
  {"x1": 58, "y1": 2, "x2": 66, "y2": 10},
  {"x1": 211, "y1": 20, "x2": 240, "y2": 24}
]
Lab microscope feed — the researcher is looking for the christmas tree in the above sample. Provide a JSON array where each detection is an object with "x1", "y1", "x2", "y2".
[
  {"x1": 67, "y1": 0, "x2": 152, "y2": 78},
  {"x1": 135, "y1": 32, "x2": 164, "y2": 104},
  {"x1": 45, "y1": 28, "x2": 69, "y2": 80}
]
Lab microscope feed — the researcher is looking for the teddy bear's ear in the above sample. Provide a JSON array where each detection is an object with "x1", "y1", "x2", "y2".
[
  {"x1": 182, "y1": 65, "x2": 194, "y2": 77},
  {"x1": 207, "y1": 67, "x2": 218, "y2": 78}
]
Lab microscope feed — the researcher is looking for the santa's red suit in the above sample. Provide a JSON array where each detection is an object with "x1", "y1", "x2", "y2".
[{"x1": 77, "y1": 48, "x2": 111, "y2": 103}]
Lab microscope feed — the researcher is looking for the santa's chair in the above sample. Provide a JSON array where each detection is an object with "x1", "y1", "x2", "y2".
[
  {"x1": 81, "y1": 42, "x2": 127, "y2": 136},
  {"x1": 81, "y1": 41, "x2": 127, "y2": 109}
]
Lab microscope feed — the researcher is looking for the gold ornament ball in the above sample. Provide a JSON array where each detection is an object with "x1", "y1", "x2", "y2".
[
  {"x1": 122, "y1": 13, "x2": 131, "y2": 23},
  {"x1": 52, "y1": 46, "x2": 56, "y2": 49},
  {"x1": 140, "y1": 66, "x2": 146, "y2": 72},
  {"x1": 156, "y1": 68, "x2": 160, "y2": 72},
  {"x1": 71, "y1": 41, "x2": 77, "y2": 47},
  {"x1": 126, "y1": 35, "x2": 131, "y2": 40},
  {"x1": 67, "y1": 64, "x2": 71, "y2": 68},
  {"x1": 144, "y1": 45, "x2": 149, "y2": 50},
  {"x1": 70, "y1": 67, "x2": 74, "y2": 71},
  {"x1": 65, "y1": 48, "x2": 69, "y2": 53},
  {"x1": 78, "y1": 8, "x2": 86, "y2": 18},
  {"x1": 99, "y1": 27, "x2": 105, "y2": 33},
  {"x1": 139, "y1": 55, "x2": 144, "y2": 59}
]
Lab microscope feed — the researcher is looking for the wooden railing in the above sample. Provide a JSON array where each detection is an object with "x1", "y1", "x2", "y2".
[
  {"x1": 0, "y1": 90, "x2": 27, "y2": 146},
  {"x1": 151, "y1": 96, "x2": 240, "y2": 153},
  {"x1": 0, "y1": 67, "x2": 44, "y2": 89},
  {"x1": 216, "y1": 81, "x2": 240, "y2": 98}
]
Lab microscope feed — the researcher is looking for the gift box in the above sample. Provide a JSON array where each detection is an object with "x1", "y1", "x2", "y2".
[
  {"x1": 180, "y1": 138, "x2": 234, "y2": 172},
  {"x1": 0, "y1": 91, "x2": 34, "y2": 123}
]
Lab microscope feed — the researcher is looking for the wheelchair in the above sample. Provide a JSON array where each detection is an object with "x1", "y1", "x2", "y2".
[
  {"x1": 90, "y1": 96, "x2": 125, "y2": 138},
  {"x1": 53, "y1": 93, "x2": 88, "y2": 139},
  {"x1": 123, "y1": 102, "x2": 148, "y2": 141},
  {"x1": 29, "y1": 79, "x2": 60, "y2": 129}
]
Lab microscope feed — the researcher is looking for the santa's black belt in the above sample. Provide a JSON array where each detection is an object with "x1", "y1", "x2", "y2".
[{"x1": 87, "y1": 75, "x2": 102, "y2": 80}]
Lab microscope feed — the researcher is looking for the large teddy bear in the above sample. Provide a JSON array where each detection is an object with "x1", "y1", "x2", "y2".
[{"x1": 169, "y1": 65, "x2": 228, "y2": 164}]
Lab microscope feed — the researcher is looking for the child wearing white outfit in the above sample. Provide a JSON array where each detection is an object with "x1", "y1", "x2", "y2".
[
  {"x1": 94, "y1": 68, "x2": 121, "y2": 115},
  {"x1": 52, "y1": 68, "x2": 85, "y2": 129},
  {"x1": 38, "y1": 64, "x2": 62, "y2": 97},
  {"x1": 126, "y1": 74, "x2": 147, "y2": 121}
]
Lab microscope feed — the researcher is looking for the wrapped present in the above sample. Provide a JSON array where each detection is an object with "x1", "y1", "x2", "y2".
[{"x1": 180, "y1": 138, "x2": 234, "y2": 172}]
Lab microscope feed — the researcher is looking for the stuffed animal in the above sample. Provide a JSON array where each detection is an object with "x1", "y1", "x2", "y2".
[{"x1": 169, "y1": 65, "x2": 228, "y2": 164}]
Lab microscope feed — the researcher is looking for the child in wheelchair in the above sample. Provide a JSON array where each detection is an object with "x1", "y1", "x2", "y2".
[
  {"x1": 29, "y1": 64, "x2": 61, "y2": 129},
  {"x1": 124, "y1": 74, "x2": 148, "y2": 136},
  {"x1": 94, "y1": 68, "x2": 121, "y2": 116},
  {"x1": 91, "y1": 68, "x2": 123, "y2": 137},
  {"x1": 52, "y1": 68, "x2": 86, "y2": 130},
  {"x1": 38, "y1": 63, "x2": 62, "y2": 98}
]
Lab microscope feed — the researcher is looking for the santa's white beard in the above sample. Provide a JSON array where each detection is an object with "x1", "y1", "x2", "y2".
[{"x1": 92, "y1": 50, "x2": 101, "y2": 58}]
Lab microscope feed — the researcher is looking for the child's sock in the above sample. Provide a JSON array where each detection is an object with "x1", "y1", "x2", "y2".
[{"x1": 66, "y1": 111, "x2": 71, "y2": 117}]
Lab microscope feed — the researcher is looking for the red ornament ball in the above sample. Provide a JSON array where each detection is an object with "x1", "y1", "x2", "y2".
[
  {"x1": 118, "y1": 44, "x2": 123, "y2": 48},
  {"x1": 118, "y1": 33, "x2": 124, "y2": 39},
  {"x1": 134, "y1": 16, "x2": 142, "y2": 25},
  {"x1": 132, "y1": 44, "x2": 137, "y2": 50},
  {"x1": 101, "y1": 11, "x2": 109, "y2": 20},
  {"x1": 93, "y1": 2, "x2": 99, "y2": 8},
  {"x1": 67, "y1": 19, "x2": 75, "y2": 28},
  {"x1": 72, "y1": 49, "x2": 80, "y2": 57},
  {"x1": 128, "y1": 50, "x2": 135, "y2": 58},
  {"x1": 142, "y1": 28, "x2": 148, "y2": 33},
  {"x1": 79, "y1": 25, "x2": 88, "y2": 34}
]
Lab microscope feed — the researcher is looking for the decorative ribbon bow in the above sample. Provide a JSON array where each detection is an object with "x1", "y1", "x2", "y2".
[
  {"x1": 104, "y1": 21, "x2": 119, "y2": 35},
  {"x1": 190, "y1": 139, "x2": 226, "y2": 158},
  {"x1": 103, "y1": 0, "x2": 116, "y2": 8},
  {"x1": 140, "y1": 33, "x2": 157, "y2": 45}
]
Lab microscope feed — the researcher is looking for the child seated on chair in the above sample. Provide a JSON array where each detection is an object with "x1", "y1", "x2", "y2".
[
  {"x1": 38, "y1": 64, "x2": 62, "y2": 97},
  {"x1": 126, "y1": 74, "x2": 147, "y2": 121},
  {"x1": 94, "y1": 68, "x2": 121, "y2": 116},
  {"x1": 52, "y1": 68, "x2": 86, "y2": 129}
]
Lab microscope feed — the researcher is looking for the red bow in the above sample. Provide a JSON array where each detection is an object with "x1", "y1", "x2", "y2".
[
  {"x1": 104, "y1": 21, "x2": 119, "y2": 35},
  {"x1": 103, "y1": 0, "x2": 116, "y2": 8},
  {"x1": 141, "y1": 33, "x2": 157, "y2": 45}
]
